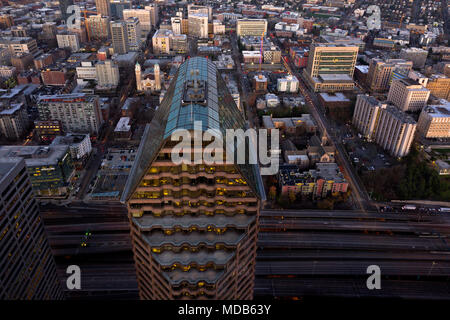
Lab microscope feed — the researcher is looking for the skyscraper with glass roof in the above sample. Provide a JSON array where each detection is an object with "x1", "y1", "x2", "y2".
[{"x1": 121, "y1": 57, "x2": 265, "y2": 299}]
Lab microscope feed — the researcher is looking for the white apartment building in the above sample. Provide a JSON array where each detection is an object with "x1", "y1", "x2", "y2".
[
  {"x1": 417, "y1": 101, "x2": 450, "y2": 138},
  {"x1": 0, "y1": 37, "x2": 38, "y2": 56},
  {"x1": 375, "y1": 105, "x2": 417, "y2": 158},
  {"x1": 51, "y1": 133, "x2": 92, "y2": 160},
  {"x1": 213, "y1": 20, "x2": 225, "y2": 35},
  {"x1": 76, "y1": 61, "x2": 97, "y2": 80},
  {"x1": 236, "y1": 19, "x2": 268, "y2": 37},
  {"x1": 37, "y1": 94, "x2": 103, "y2": 135},
  {"x1": 387, "y1": 78, "x2": 430, "y2": 112},
  {"x1": 352, "y1": 94, "x2": 417, "y2": 157},
  {"x1": 123, "y1": 7, "x2": 153, "y2": 35},
  {"x1": 0, "y1": 65, "x2": 16, "y2": 78},
  {"x1": 56, "y1": 33, "x2": 80, "y2": 52},
  {"x1": 152, "y1": 29, "x2": 173, "y2": 54},
  {"x1": 110, "y1": 21, "x2": 129, "y2": 54},
  {"x1": 187, "y1": 4, "x2": 212, "y2": 21},
  {"x1": 277, "y1": 75, "x2": 299, "y2": 93},
  {"x1": 96, "y1": 60, "x2": 120, "y2": 87},
  {"x1": 188, "y1": 13, "x2": 208, "y2": 38},
  {"x1": 171, "y1": 17, "x2": 182, "y2": 35},
  {"x1": 125, "y1": 17, "x2": 142, "y2": 51},
  {"x1": 352, "y1": 94, "x2": 385, "y2": 140},
  {"x1": 0, "y1": 103, "x2": 28, "y2": 140},
  {"x1": 146, "y1": 4, "x2": 159, "y2": 27}
]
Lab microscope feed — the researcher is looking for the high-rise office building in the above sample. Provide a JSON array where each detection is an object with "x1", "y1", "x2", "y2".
[
  {"x1": 152, "y1": 29, "x2": 172, "y2": 54},
  {"x1": 188, "y1": 13, "x2": 209, "y2": 38},
  {"x1": 0, "y1": 37, "x2": 38, "y2": 56},
  {"x1": 123, "y1": 8, "x2": 153, "y2": 35},
  {"x1": 366, "y1": 58, "x2": 413, "y2": 92},
  {"x1": 96, "y1": 59, "x2": 120, "y2": 87},
  {"x1": 0, "y1": 146, "x2": 74, "y2": 197},
  {"x1": 146, "y1": 4, "x2": 159, "y2": 28},
  {"x1": 375, "y1": 105, "x2": 417, "y2": 158},
  {"x1": 59, "y1": 0, "x2": 74, "y2": 22},
  {"x1": 86, "y1": 14, "x2": 110, "y2": 40},
  {"x1": 236, "y1": 19, "x2": 267, "y2": 37},
  {"x1": 171, "y1": 34, "x2": 188, "y2": 54},
  {"x1": 125, "y1": 17, "x2": 142, "y2": 52},
  {"x1": 187, "y1": 4, "x2": 212, "y2": 21},
  {"x1": 0, "y1": 103, "x2": 28, "y2": 140},
  {"x1": 425, "y1": 74, "x2": 450, "y2": 100},
  {"x1": 352, "y1": 94, "x2": 387, "y2": 141},
  {"x1": 0, "y1": 158, "x2": 63, "y2": 299},
  {"x1": 399, "y1": 47, "x2": 428, "y2": 69},
  {"x1": 37, "y1": 93, "x2": 104, "y2": 135},
  {"x1": 417, "y1": 101, "x2": 450, "y2": 138},
  {"x1": 387, "y1": 78, "x2": 430, "y2": 112},
  {"x1": 303, "y1": 42, "x2": 358, "y2": 92},
  {"x1": 110, "y1": 21, "x2": 129, "y2": 54},
  {"x1": 95, "y1": 0, "x2": 111, "y2": 17},
  {"x1": 171, "y1": 17, "x2": 183, "y2": 35},
  {"x1": 56, "y1": 32, "x2": 80, "y2": 52},
  {"x1": 121, "y1": 57, "x2": 265, "y2": 299},
  {"x1": 11, "y1": 26, "x2": 28, "y2": 37},
  {"x1": 42, "y1": 22, "x2": 57, "y2": 39},
  {"x1": 353, "y1": 94, "x2": 417, "y2": 157},
  {"x1": 110, "y1": 0, "x2": 131, "y2": 19}
]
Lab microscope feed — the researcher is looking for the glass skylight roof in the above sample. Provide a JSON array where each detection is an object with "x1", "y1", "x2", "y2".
[{"x1": 121, "y1": 57, "x2": 266, "y2": 203}]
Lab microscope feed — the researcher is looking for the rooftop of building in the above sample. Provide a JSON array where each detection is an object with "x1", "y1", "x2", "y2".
[
  {"x1": 385, "y1": 105, "x2": 417, "y2": 124},
  {"x1": 0, "y1": 145, "x2": 69, "y2": 167},
  {"x1": 37, "y1": 93, "x2": 98, "y2": 102},
  {"x1": 423, "y1": 101, "x2": 450, "y2": 117},
  {"x1": 0, "y1": 36, "x2": 34, "y2": 43},
  {"x1": 237, "y1": 18, "x2": 267, "y2": 22},
  {"x1": 436, "y1": 160, "x2": 450, "y2": 170},
  {"x1": 319, "y1": 92, "x2": 350, "y2": 102},
  {"x1": 278, "y1": 75, "x2": 299, "y2": 82},
  {"x1": 278, "y1": 164, "x2": 315, "y2": 186},
  {"x1": 313, "y1": 42, "x2": 359, "y2": 49},
  {"x1": 0, "y1": 157, "x2": 22, "y2": 185},
  {"x1": 0, "y1": 102, "x2": 24, "y2": 115},
  {"x1": 320, "y1": 35, "x2": 365, "y2": 46},
  {"x1": 114, "y1": 117, "x2": 131, "y2": 132},
  {"x1": 401, "y1": 47, "x2": 428, "y2": 53},
  {"x1": 317, "y1": 74, "x2": 354, "y2": 82},
  {"x1": 428, "y1": 73, "x2": 449, "y2": 80},
  {"x1": 279, "y1": 162, "x2": 347, "y2": 186},
  {"x1": 51, "y1": 133, "x2": 89, "y2": 146},
  {"x1": 263, "y1": 114, "x2": 315, "y2": 129},
  {"x1": 122, "y1": 97, "x2": 138, "y2": 111},
  {"x1": 315, "y1": 162, "x2": 346, "y2": 183},
  {"x1": 355, "y1": 65, "x2": 369, "y2": 73},
  {"x1": 153, "y1": 28, "x2": 174, "y2": 37}
]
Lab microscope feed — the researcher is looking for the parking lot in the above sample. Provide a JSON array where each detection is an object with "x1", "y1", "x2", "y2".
[{"x1": 341, "y1": 125, "x2": 397, "y2": 172}]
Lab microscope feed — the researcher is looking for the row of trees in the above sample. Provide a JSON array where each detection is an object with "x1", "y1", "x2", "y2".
[{"x1": 363, "y1": 148, "x2": 450, "y2": 201}]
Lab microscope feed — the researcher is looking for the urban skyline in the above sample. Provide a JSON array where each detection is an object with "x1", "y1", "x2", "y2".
[{"x1": 0, "y1": 0, "x2": 449, "y2": 303}]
